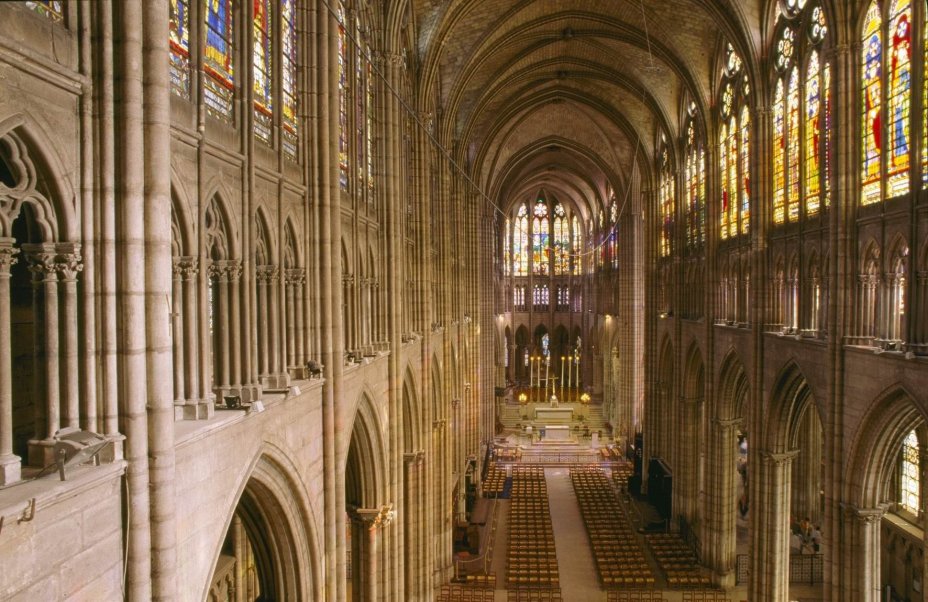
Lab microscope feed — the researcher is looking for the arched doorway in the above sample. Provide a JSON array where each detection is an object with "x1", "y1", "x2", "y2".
[
  {"x1": 751, "y1": 363, "x2": 824, "y2": 601},
  {"x1": 706, "y1": 351, "x2": 750, "y2": 588},
  {"x1": 207, "y1": 457, "x2": 317, "y2": 601},
  {"x1": 345, "y1": 396, "x2": 388, "y2": 602}
]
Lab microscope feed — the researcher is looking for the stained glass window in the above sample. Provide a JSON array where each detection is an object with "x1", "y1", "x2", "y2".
[
  {"x1": 366, "y1": 60, "x2": 375, "y2": 191},
  {"x1": 355, "y1": 32, "x2": 367, "y2": 190},
  {"x1": 532, "y1": 199, "x2": 550, "y2": 276},
  {"x1": 659, "y1": 147, "x2": 674, "y2": 258},
  {"x1": 739, "y1": 106, "x2": 750, "y2": 235},
  {"x1": 684, "y1": 117, "x2": 705, "y2": 248},
  {"x1": 719, "y1": 46, "x2": 750, "y2": 240},
  {"x1": 787, "y1": 68, "x2": 801, "y2": 222},
  {"x1": 773, "y1": 79, "x2": 786, "y2": 224},
  {"x1": 823, "y1": 62, "x2": 832, "y2": 208},
  {"x1": 26, "y1": 1, "x2": 63, "y2": 22},
  {"x1": 337, "y1": 4, "x2": 349, "y2": 190},
  {"x1": 727, "y1": 116, "x2": 739, "y2": 233},
  {"x1": 610, "y1": 200, "x2": 619, "y2": 268},
  {"x1": 720, "y1": 121, "x2": 731, "y2": 239},
  {"x1": 169, "y1": 0, "x2": 190, "y2": 98},
  {"x1": 503, "y1": 218, "x2": 511, "y2": 276},
  {"x1": 205, "y1": 0, "x2": 234, "y2": 120},
  {"x1": 282, "y1": 0, "x2": 298, "y2": 158},
  {"x1": 571, "y1": 215, "x2": 581, "y2": 275},
  {"x1": 253, "y1": 0, "x2": 273, "y2": 142},
  {"x1": 861, "y1": 2, "x2": 883, "y2": 205},
  {"x1": 901, "y1": 430, "x2": 920, "y2": 514},
  {"x1": 805, "y1": 51, "x2": 822, "y2": 215},
  {"x1": 924, "y1": 7, "x2": 928, "y2": 187},
  {"x1": 514, "y1": 204, "x2": 529, "y2": 276},
  {"x1": 597, "y1": 209, "x2": 609, "y2": 268},
  {"x1": 553, "y1": 203, "x2": 569, "y2": 275},
  {"x1": 887, "y1": 0, "x2": 912, "y2": 198}
]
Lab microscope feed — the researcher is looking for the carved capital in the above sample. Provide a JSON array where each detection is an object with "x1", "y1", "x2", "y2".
[
  {"x1": 173, "y1": 256, "x2": 199, "y2": 280},
  {"x1": 285, "y1": 267, "x2": 306, "y2": 286},
  {"x1": 256, "y1": 264, "x2": 280, "y2": 283},
  {"x1": 351, "y1": 504, "x2": 395, "y2": 530},
  {"x1": 762, "y1": 449, "x2": 799, "y2": 465},
  {"x1": 22, "y1": 243, "x2": 59, "y2": 280},
  {"x1": 713, "y1": 417, "x2": 742, "y2": 430},
  {"x1": 54, "y1": 249, "x2": 83, "y2": 281},
  {"x1": 0, "y1": 239, "x2": 19, "y2": 275},
  {"x1": 208, "y1": 259, "x2": 243, "y2": 283}
]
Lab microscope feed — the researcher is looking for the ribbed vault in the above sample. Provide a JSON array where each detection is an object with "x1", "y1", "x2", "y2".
[{"x1": 412, "y1": 0, "x2": 765, "y2": 217}]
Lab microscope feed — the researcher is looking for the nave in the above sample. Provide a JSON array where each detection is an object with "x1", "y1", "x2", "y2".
[{"x1": 442, "y1": 447, "x2": 826, "y2": 602}]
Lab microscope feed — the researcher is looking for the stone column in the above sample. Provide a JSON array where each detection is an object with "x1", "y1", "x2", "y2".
[
  {"x1": 267, "y1": 266, "x2": 281, "y2": 382},
  {"x1": 285, "y1": 271, "x2": 297, "y2": 372},
  {"x1": 229, "y1": 261, "x2": 243, "y2": 390},
  {"x1": 256, "y1": 266, "x2": 271, "y2": 378},
  {"x1": 294, "y1": 269, "x2": 306, "y2": 370},
  {"x1": 209, "y1": 262, "x2": 232, "y2": 390},
  {"x1": 0, "y1": 240, "x2": 20, "y2": 484},
  {"x1": 177, "y1": 257, "x2": 208, "y2": 418},
  {"x1": 354, "y1": 505, "x2": 395, "y2": 602},
  {"x1": 403, "y1": 452, "x2": 421, "y2": 599},
  {"x1": 55, "y1": 245, "x2": 82, "y2": 430},
  {"x1": 25, "y1": 245, "x2": 59, "y2": 466},
  {"x1": 706, "y1": 417, "x2": 740, "y2": 588},
  {"x1": 172, "y1": 259, "x2": 186, "y2": 406},
  {"x1": 752, "y1": 450, "x2": 797, "y2": 601},
  {"x1": 844, "y1": 505, "x2": 886, "y2": 602}
]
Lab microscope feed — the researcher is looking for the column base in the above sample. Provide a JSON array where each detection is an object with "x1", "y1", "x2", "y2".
[
  {"x1": 27, "y1": 438, "x2": 56, "y2": 468},
  {"x1": 713, "y1": 568, "x2": 736, "y2": 589},
  {"x1": 102, "y1": 433, "x2": 125, "y2": 462},
  {"x1": 288, "y1": 365, "x2": 307, "y2": 380},
  {"x1": 0, "y1": 453, "x2": 21, "y2": 484},
  {"x1": 260, "y1": 373, "x2": 290, "y2": 390},
  {"x1": 180, "y1": 399, "x2": 214, "y2": 420},
  {"x1": 240, "y1": 384, "x2": 262, "y2": 403}
]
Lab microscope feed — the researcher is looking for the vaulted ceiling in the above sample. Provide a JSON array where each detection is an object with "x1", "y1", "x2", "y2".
[{"x1": 409, "y1": 0, "x2": 768, "y2": 219}]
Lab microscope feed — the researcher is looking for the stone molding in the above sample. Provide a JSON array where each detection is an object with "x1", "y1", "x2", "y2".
[{"x1": 255, "y1": 264, "x2": 279, "y2": 283}]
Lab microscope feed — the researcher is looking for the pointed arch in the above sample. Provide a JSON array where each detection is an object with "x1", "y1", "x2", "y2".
[
  {"x1": 204, "y1": 193, "x2": 236, "y2": 260},
  {"x1": 402, "y1": 367, "x2": 421, "y2": 453},
  {"x1": 716, "y1": 350, "x2": 749, "y2": 421},
  {"x1": 346, "y1": 392, "x2": 388, "y2": 507},
  {"x1": 0, "y1": 115, "x2": 77, "y2": 240},
  {"x1": 682, "y1": 341, "x2": 705, "y2": 401},
  {"x1": 205, "y1": 450, "x2": 320, "y2": 602},
  {"x1": 283, "y1": 218, "x2": 301, "y2": 269},
  {"x1": 254, "y1": 207, "x2": 274, "y2": 267},
  {"x1": 846, "y1": 387, "x2": 925, "y2": 508},
  {"x1": 170, "y1": 181, "x2": 195, "y2": 257},
  {"x1": 765, "y1": 361, "x2": 822, "y2": 453}
]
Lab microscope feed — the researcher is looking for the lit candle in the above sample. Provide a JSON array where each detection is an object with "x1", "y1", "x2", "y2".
[
  {"x1": 560, "y1": 357, "x2": 565, "y2": 400},
  {"x1": 544, "y1": 357, "x2": 549, "y2": 398}
]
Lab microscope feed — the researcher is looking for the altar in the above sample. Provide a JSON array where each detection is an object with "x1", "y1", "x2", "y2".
[
  {"x1": 533, "y1": 406, "x2": 574, "y2": 423},
  {"x1": 543, "y1": 425, "x2": 572, "y2": 441}
]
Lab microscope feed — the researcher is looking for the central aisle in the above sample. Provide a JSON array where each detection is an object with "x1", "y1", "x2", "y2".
[{"x1": 544, "y1": 467, "x2": 604, "y2": 602}]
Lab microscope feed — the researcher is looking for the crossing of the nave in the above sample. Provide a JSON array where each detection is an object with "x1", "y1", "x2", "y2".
[{"x1": 2, "y1": 1, "x2": 928, "y2": 602}]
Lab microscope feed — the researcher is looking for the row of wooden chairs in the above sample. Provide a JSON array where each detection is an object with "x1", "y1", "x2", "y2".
[
  {"x1": 483, "y1": 462, "x2": 506, "y2": 497},
  {"x1": 438, "y1": 584, "x2": 496, "y2": 602},
  {"x1": 508, "y1": 467, "x2": 559, "y2": 589},
  {"x1": 681, "y1": 591, "x2": 732, "y2": 601},
  {"x1": 495, "y1": 447, "x2": 521, "y2": 462},
  {"x1": 506, "y1": 588, "x2": 563, "y2": 601},
  {"x1": 606, "y1": 590, "x2": 667, "y2": 602},
  {"x1": 570, "y1": 467, "x2": 655, "y2": 588},
  {"x1": 645, "y1": 533, "x2": 711, "y2": 588}
]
